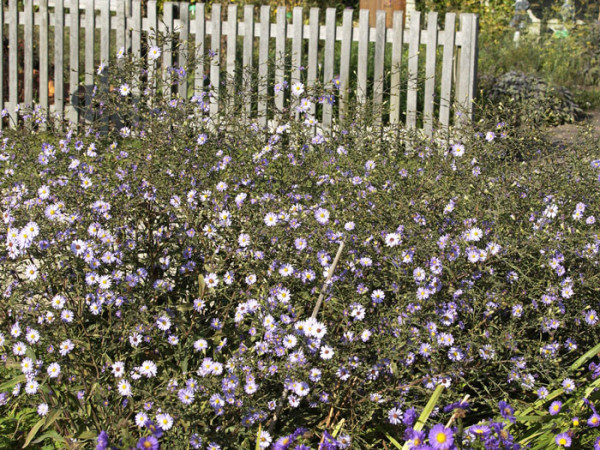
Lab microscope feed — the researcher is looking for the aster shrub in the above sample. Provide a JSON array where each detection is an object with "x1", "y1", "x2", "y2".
[{"x1": 1, "y1": 42, "x2": 600, "y2": 449}]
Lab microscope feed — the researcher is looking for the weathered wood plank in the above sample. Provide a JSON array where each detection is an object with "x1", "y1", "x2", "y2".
[
  {"x1": 8, "y1": 0, "x2": 18, "y2": 125},
  {"x1": 389, "y1": 11, "x2": 403, "y2": 124},
  {"x1": 457, "y1": 14, "x2": 478, "y2": 121},
  {"x1": 69, "y1": 0, "x2": 80, "y2": 125},
  {"x1": 242, "y1": 5, "x2": 253, "y2": 116},
  {"x1": 291, "y1": 7, "x2": 303, "y2": 86},
  {"x1": 24, "y1": 0, "x2": 34, "y2": 107},
  {"x1": 357, "y1": 9, "x2": 368, "y2": 104},
  {"x1": 257, "y1": 5, "x2": 270, "y2": 127},
  {"x1": 209, "y1": 3, "x2": 222, "y2": 116},
  {"x1": 55, "y1": 0, "x2": 65, "y2": 123},
  {"x1": 406, "y1": 11, "x2": 421, "y2": 129},
  {"x1": 84, "y1": 0, "x2": 95, "y2": 116},
  {"x1": 116, "y1": 0, "x2": 125, "y2": 54},
  {"x1": 194, "y1": 2, "x2": 205, "y2": 98},
  {"x1": 307, "y1": 8, "x2": 319, "y2": 117},
  {"x1": 322, "y1": 7, "x2": 335, "y2": 128},
  {"x1": 274, "y1": 6, "x2": 286, "y2": 114},
  {"x1": 338, "y1": 8, "x2": 352, "y2": 121},
  {"x1": 439, "y1": 13, "x2": 455, "y2": 129},
  {"x1": 131, "y1": 0, "x2": 141, "y2": 57},
  {"x1": 100, "y1": 0, "x2": 109, "y2": 65},
  {"x1": 39, "y1": 0, "x2": 49, "y2": 124},
  {"x1": 226, "y1": 4, "x2": 237, "y2": 104},
  {"x1": 179, "y1": 1, "x2": 190, "y2": 98},
  {"x1": 373, "y1": 10, "x2": 386, "y2": 123},
  {"x1": 163, "y1": 2, "x2": 174, "y2": 89},
  {"x1": 423, "y1": 11, "x2": 438, "y2": 136},
  {"x1": 0, "y1": 0, "x2": 4, "y2": 129}
]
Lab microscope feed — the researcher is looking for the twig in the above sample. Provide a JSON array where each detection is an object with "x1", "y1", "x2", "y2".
[
  {"x1": 311, "y1": 239, "x2": 345, "y2": 319},
  {"x1": 446, "y1": 394, "x2": 470, "y2": 428}
]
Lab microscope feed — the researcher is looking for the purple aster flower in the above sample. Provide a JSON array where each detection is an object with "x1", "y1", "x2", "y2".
[
  {"x1": 588, "y1": 413, "x2": 600, "y2": 427},
  {"x1": 428, "y1": 424, "x2": 453, "y2": 450},
  {"x1": 499, "y1": 400, "x2": 516, "y2": 423},
  {"x1": 144, "y1": 420, "x2": 164, "y2": 438},
  {"x1": 549, "y1": 400, "x2": 562, "y2": 415},
  {"x1": 96, "y1": 430, "x2": 109, "y2": 450},
  {"x1": 403, "y1": 407, "x2": 418, "y2": 427},
  {"x1": 136, "y1": 435, "x2": 159, "y2": 450},
  {"x1": 555, "y1": 432, "x2": 571, "y2": 447}
]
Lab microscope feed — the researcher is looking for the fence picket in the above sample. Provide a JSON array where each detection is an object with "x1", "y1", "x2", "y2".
[
  {"x1": 55, "y1": 0, "x2": 65, "y2": 122},
  {"x1": 194, "y1": 3, "x2": 205, "y2": 99},
  {"x1": 457, "y1": 14, "x2": 478, "y2": 121},
  {"x1": 389, "y1": 11, "x2": 404, "y2": 124},
  {"x1": 179, "y1": 1, "x2": 190, "y2": 99},
  {"x1": 9, "y1": 0, "x2": 18, "y2": 125},
  {"x1": 131, "y1": 0, "x2": 140, "y2": 58},
  {"x1": 258, "y1": 5, "x2": 270, "y2": 127},
  {"x1": 163, "y1": 2, "x2": 174, "y2": 89},
  {"x1": 85, "y1": 0, "x2": 95, "y2": 116},
  {"x1": 69, "y1": 0, "x2": 80, "y2": 125},
  {"x1": 307, "y1": 8, "x2": 319, "y2": 117},
  {"x1": 406, "y1": 11, "x2": 420, "y2": 129},
  {"x1": 274, "y1": 7, "x2": 286, "y2": 114},
  {"x1": 423, "y1": 11, "x2": 438, "y2": 136},
  {"x1": 226, "y1": 4, "x2": 237, "y2": 104},
  {"x1": 373, "y1": 10, "x2": 386, "y2": 123},
  {"x1": 210, "y1": 3, "x2": 221, "y2": 117},
  {"x1": 242, "y1": 5, "x2": 253, "y2": 116},
  {"x1": 100, "y1": 0, "x2": 109, "y2": 65},
  {"x1": 24, "y1": 0, "x2": 33, "y2": 107},
  {"x1": 357, "y1": 9, "x2": 368, "y2": 105},
  {"x1": 339, "y1": 8, "x2": 353, "y2": 121},
  {"x1": 439, "y1": 13, "x2": 455, "y2": 129},
  {"x1": 291, "y1": 7, "x2": 303, "y2": 86},
  {"x1": 116, "y1": 0, "x2": 125, "y2": 53},
  {"x1": 39, "y1": 0, "x2": 49, "y2": 125},
  {"x1": 322, "y1": 8, "x2": 335, "y2": 129},
  {"x1": 0, "y1": 0, "x2": 3, "y2": 129},
  {"x1": 147, "y1": 0, "x2": 157, "y2": 93}
]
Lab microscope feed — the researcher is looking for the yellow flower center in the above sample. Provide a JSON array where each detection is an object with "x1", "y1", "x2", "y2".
[{"x1": 436, "y1": 432, "x2": 447, "y2": 443}]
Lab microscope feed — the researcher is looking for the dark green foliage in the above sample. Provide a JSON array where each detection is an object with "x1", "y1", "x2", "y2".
[{"x1": 481, "y1": 71, "x2": 584, "y2": 126}]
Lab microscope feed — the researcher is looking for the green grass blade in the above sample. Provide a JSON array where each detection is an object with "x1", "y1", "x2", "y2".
[
  {"x1": 385, "y1": 432, "x2": 403, "y2": 449},
  {"x1": 402, "y1": 384, "x2": 445, "y2": 450},
  {"x1": 570, "y1": 341, "x2": 600, "y2": 371}
]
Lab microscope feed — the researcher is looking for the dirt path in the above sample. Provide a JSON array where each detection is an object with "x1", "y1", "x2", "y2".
[{"x1": 546, "y1": 108, "x2": 600, "y2": 146}]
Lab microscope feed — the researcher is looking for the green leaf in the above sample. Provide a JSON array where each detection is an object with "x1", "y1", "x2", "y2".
[
  {"x1": 570, "y1": 341, "x2": 600, "y2": 371},
  {"x1": 43, "y1": 409, "x2": 62, "y2": 431},
  {"x1": 384, "y1": 432, "x2": 403, "y2": 449},
  {"x1": 332, "y1": 418, "x2": 345, "y2": 438},
  {"x1": 256, "y1": 423, "x2": 262, "y2": 450},
  {"x1": 0, "y1": 374, "x2": 27, "y2": 392},
  {"x1": 32, "y1": 430, "x2": 65, "y2": 445},
  {"x1": 198, "y1": 274, "x2": 206, "y2": 299},
  {"x1": 23, "y1": 418, "x2": 45, "y2": 448},
  {"x1": 78, "y1": 430, "x2": 97, "y2": 440},
  {"x1": 413, "y1": 384, "x2": 444, "y2": 433}
]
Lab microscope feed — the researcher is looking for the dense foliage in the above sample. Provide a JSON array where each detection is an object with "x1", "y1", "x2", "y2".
[
  {"x1": 480, "y1": 71, "x2": 583, "y2": 126},
  {"x1": 1, "y1": 45, "x2": 600, "y2": 449}
]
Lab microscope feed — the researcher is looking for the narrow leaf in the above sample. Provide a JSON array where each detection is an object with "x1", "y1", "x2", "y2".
[
  {"x1": 385, "y1": 432, "x2": 403, "y2": 449},
  {"x1": 571, "y1": 341, "x2": 600, "y2": 371},
  {"x1": 0, "y1": 374, "x2": 27, "y2": 392},
  {"x1": 256, "y1": 423, "x2": 262, "y2": 450},
  {"x1": 23, "y1": 418, "x2": 45, "y2": 448}
]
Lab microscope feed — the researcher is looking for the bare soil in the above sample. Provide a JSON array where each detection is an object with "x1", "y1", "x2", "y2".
[{"x1": 545, "y1": 108, "x2": 600, "y2": 146}]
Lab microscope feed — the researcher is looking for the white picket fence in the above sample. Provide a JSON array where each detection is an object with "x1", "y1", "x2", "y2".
[{"x1": 1, "y1": 0, "x2": 478, "y2": 134}]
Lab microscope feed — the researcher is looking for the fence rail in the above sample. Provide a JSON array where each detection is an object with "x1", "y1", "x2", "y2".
[{"x1": 0, "y1": 0, "x2": 478, "y2": 134}]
